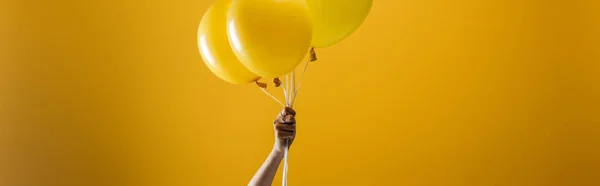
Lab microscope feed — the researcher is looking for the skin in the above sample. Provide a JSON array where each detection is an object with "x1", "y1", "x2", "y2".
[{"x1": 248, "y1": 107, "x2": 296, "y2": 186}]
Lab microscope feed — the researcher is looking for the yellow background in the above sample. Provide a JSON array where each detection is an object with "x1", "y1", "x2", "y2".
[{"x1": 2, "y1": 0, "x2": 599, "y2": 186}]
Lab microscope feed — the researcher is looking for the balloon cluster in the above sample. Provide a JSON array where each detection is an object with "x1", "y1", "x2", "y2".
[
  {"x1": 198, "y1": 0, "x2": 373, "y2": 88},
  {"x1": 197, "y1": 1, "x2": 372, "y2": 185}
]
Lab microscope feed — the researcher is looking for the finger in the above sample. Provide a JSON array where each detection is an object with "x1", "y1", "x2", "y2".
[
  {"x1": 274, "y1": 116, "x2": 286, "y2": 124},
  {"x1": 279, "y1": 129, "x2": 295, "y2": 134},
  {"x1": 275, "y1": 123, "x2": 293, "y2": 128},
  {"x1": 275, "y1": 124, "x2": 296, "y2": 131},
  {"x1": 283, "y1": 115, "x2": 295, "y2": 124},
  {"x1": 280, "y1": 107, "x2": 296, "y2": 117},
  {"x1": 284, "y1": 107, "x2": 296, "y2": 116},
  {"x1": 277, "y1": 131, "x2": 295, "y2": 138},
  {"x1": 274, "y1": 116, "x2": 294, "y2": 124}
]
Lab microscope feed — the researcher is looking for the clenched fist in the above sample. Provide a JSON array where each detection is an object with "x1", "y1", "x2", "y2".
[{"x1": 273, "y1": 107, "x2": 296, "y2": 153}]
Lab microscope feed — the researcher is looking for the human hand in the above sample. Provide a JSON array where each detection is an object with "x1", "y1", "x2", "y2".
[{"x1": 273, "y1": 107, "x2": 296, "y2": 153}]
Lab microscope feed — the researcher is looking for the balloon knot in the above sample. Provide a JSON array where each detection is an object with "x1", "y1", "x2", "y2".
[
  {"x1": 309, "y1": 47, "x2": 317, "y2": 62},
  {"x1": 256, "y1": 81, "x2": 267, "y2": 89},
  {"x1": 273, "y1": 78, "x2": 282, "y2": 87}
]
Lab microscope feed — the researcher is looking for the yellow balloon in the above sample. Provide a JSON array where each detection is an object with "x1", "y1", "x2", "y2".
[
  {"x1": 227, "y1": 0, "x2": 312, "y2": 78},
  {"x1": 197, "y1": 1, "x2": 260, "y2": 84},
  {"x1": 307, "y1": 0, "x2": 373, "y2": 48}
]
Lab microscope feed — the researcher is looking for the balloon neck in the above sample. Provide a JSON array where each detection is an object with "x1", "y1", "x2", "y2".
[
  {"x1": 256, "y1": 81, "x2": 267, "y2": 89},
  {"x1": 309, "y1": 47, "x2": 317, "y2": 62},
  {"x1": 273, "y1": 78, "x2": 282, "y2": 87}
]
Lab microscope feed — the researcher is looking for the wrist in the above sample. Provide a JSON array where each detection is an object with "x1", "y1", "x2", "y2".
[{"x1": 272, "y1": 145, "x2": 286, "y2": 154}]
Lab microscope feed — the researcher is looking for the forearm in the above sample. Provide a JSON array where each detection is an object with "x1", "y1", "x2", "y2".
[
  {"x1": 249, "y1": 107, "x2": 295, "y2": 186},
  {"x1": 248, "y1": 148, "x2": 284, "y2": 186}
]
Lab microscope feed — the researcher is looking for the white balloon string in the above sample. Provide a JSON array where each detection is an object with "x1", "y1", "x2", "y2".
[
  {"x1": 291, "y1": 60, "x2": 310, "y2": 106},
  {"x1": 288, "y1": 74, "x2": 292, "y2": 107},
  {"x1": 259, "y1": 88, "x2": 284, "y2": 107},
  {"x1": 291, "y1": 70, "x2": 296, "y2": 107},
  {"x1": 281, "y1": 86, "x2": 288, "y2": 104},
  {"x1": 282, "y1": 139, "x2": 289, "y2": 186},
  {"x1": 280, "y1": 77, "x2": 287, "y2": 104},
  {"x1": 289, "y1": 73, "x2": 292, "y2": 107},
  {"x1": 285, "y1": 75, "x2": 290, "y2": 107}
]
